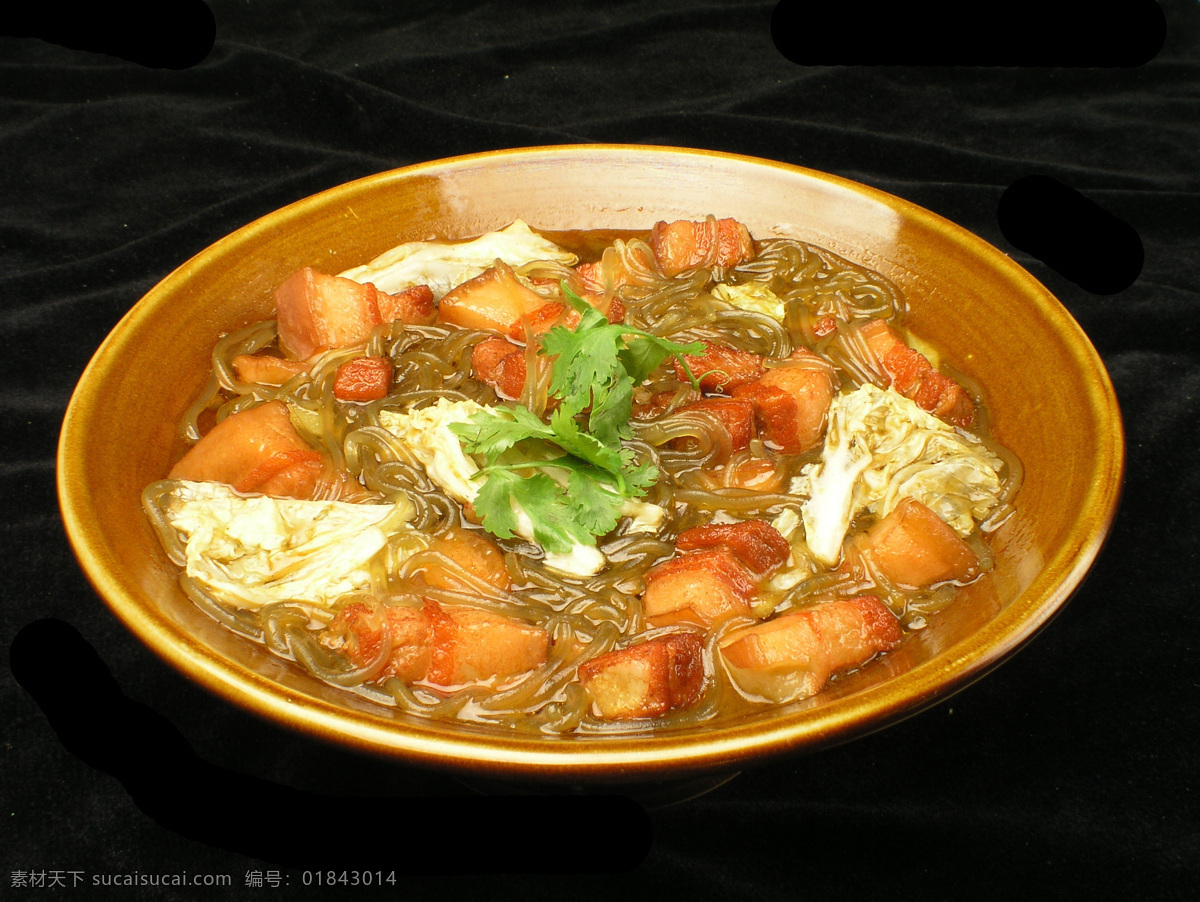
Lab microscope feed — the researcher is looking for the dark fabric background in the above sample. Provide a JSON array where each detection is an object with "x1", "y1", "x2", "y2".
[{"x1": 2, "y1": 1, "x2": 1197, "y2": 899}]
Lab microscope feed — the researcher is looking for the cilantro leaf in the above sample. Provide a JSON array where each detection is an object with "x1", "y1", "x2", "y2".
[
  {"x1": 621, "y1": 458, "x2": 659, "y2": 496},
  {"x1": 450, "y1": 404, "x2": 555, "y2": 464},
  {"x1": 565, "y1": 468, "x2": 625, "y2": 537},
  {"x1": 540, "y1": 320, "x2": 623, "y2": 419},
  {"x1": 543, "y1": 283, "x2": 703, "y2": 441},
  {"x1": 547, "y1": 406, "x2": 626, "y2": 475},
  {"x1": 509, "y1": 473, "x2": 596, "y2": 553},
  {"x1": 620, "y1": 333, "x2": 705, "y2": 386},
  {"x1": 447, "y1": 281, "x2": 703, "y2": 556},
  {"x1": 470, "y1": 467, "x2": 524, "y2": 541},
  {"x1": 471, "y1": 463, "x2": 611, "y2": 554}
]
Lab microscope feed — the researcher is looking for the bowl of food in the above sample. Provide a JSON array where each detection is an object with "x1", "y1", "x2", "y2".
[{"x1": 57, "y1": 145, "x2": 1123, "y2": 791}]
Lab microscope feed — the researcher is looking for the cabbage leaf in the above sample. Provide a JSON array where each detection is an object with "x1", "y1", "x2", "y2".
[
  {"x1": 338, "y1": 219, "x2": 577, "y2": 298},
  {"x1": 160, "y1": 481, "x2": 420, "y2": 609},
  {"x1": 796, "y1": 383, "x2": 1005, "y2": 566}
]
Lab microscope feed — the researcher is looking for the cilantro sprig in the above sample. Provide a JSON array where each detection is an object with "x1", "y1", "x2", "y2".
[
  {"x1": 540, "y1": 285, "x2": 703, "y2": 445},
  {"x1": 449, "y1": 283, "x2": 702, "y2": 554}
]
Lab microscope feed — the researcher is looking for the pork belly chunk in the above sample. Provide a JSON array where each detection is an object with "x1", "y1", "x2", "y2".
[
  {"x1": 321, "y1": 598, "x2": 548, "y2": 689},
  {"x1": 275, "y1": 267, "x2": 382, "y2": 359},
  {"x1": 641, "y1": 548, "x2": 757, "y2": 628},
  {"x1": 231, "y1": 353, "x2": 310, "y2": 386},
  {"x1": 861, "y1": 497, "x2": 980, "y2": 588},
  {"x1": 859, "y1": 319, "x2": 976, "y2": 429},
  {"x1": 696, "y1": 455, "x2": 788, "y2": 494},
  {"x1": 420, "y1": 526, "x2": 512, "y2": 593},
  {"x1": 423, "y1": 600, "x2": 550, "y2": 687},
  {"x1": 578, "y1": 632, "x2": 706, "y2": 720},
  {"x1": 672, "y1": 396, "x2": 757, "y2": 453},
  {"x1": 674, "y1": 519, "x2": 791, "y2": 578},
  {"x1": 719, "y1": 595, "x2": 902, "y2": 702},
  {"x1": 673, "y1": 340, "x2": 764, "y2": 393},
  {"x1": 470, "y1": 336, "x2": 527, "y2": 399},
  {"x1": 322, "y1": 602, "x2": 433, "y2": 683},
  {"x1": 436, "y1": 261, "x2": 548, "y2": 334},
  {"x1": 376, "y1": 284, "x2": 435, "y2": 326},
  {"x1": 275, "y1": 268, "x2": 435, "y2": 360},
  {"x1": 574, "y1": 242, "x2": 655, "y2": 294},
  {"x1": 650, "y1": 218, "x2": 755, "y2": 277},
  {"x1": 168, "y1": 400, "x2": 326, "y2": 499},
  {"x1": 333, "y1": 356, "x2": 393, "y2": 402},
  {"x1": 733, "y1": 348, "x2": 835, "y2": 454},
  {"x1": 503, "y1": 290, "x2": 625, "y2": 342}
]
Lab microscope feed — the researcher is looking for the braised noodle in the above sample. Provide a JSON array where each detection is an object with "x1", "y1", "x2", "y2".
[{"x1": 143, "y1": 228, "x2": 1023, "y2": 735}]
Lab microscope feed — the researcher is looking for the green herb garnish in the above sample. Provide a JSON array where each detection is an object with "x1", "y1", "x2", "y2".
[{"x1": 450, "y1": 283, "x2": 702, "y2": 554}]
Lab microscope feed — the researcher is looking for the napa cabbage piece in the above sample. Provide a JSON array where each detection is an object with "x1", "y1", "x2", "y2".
[
  {"x1": 711, "y1": 281, "x2": 787, "y2": 321},
  {"x1": 795, "y1": 382, "x2": 1005, "y2": 567},
  {"x1": 379, "y1": 399, "x2": 488, "y2": 505},
  {"x1": 338, "y1": 219, "x2": 578, "y2": 299},
  {"x1": 159, "y1": 480, "x2": 421, "y2": 609},
  {"x1": 764, "y1": 507, "x2": 812, "y2": 594}
]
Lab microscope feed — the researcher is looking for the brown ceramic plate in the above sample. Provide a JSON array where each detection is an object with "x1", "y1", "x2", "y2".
[{"x1": 57, "y1": 145, "x2": 1123, "y2": 786}]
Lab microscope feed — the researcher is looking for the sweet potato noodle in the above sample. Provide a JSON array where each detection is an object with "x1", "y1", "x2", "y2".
[{"x1": 143, "y1": 226, "x2": 1022, "y2": 735}]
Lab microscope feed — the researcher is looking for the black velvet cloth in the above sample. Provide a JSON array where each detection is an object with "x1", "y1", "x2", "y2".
[{"x1": 3, "y1": 2, "x2": 1198, "y2": 898}]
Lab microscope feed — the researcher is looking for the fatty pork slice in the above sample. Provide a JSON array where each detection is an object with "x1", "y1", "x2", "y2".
[
  {"x1": 275, "y1": 267, "x2": 435, "y2": 360},
  {"x1": 470, "y1": 336, "x2": 528, "y2": 400},
  {"x1": 673, "y1": 340, "x2": 764, "y2": 394},
  {"x1": 578, "y1": 632, "x2": 706, "y2": 721},
  {"x1": 323, "y1": 599, "x2": 548, "y2": 689},
  {"x1": 732, "y1": 348, "x2": 836, "y2": 454},
  {"x1": 418, "y1": 526, "x2": 513, "y2": 594},
  {"x1": 650, "y1": 218, "x2": 756, "y2": 277},
  {"x1": 697, "y1": 454, "x2": 789, "y2": 494},
  {"x1": 377, "y1": 284, "x2": 436, "y2": 326},
  {"x1": 230, "y1": 354, "x2": 311, "y2": 386},
  {"x1": 574, "y1": 242, "x2": 655, "y2": 294},
  {"x1": 859, "y1": 319, "x2": 976, "y2": 429},
  {"x1": 641, "y1": 548, "x2": 757, "y2": 629},
  {"x1": 422, "y1": 599, "x2": 549, "y2": 687},
  {"x1": 504, "y1": 289, "x2": 626, "y2": 343},
  {"x1": 858, "y1": 497, "x2": 980, "y2": 588},
  {"x1": 332, "y1": 356, "x2": 393, "y2": 402},
  {"x1": 436, "y1": 261, "x2": 549, "y2": 334},
  {"x1": 719, "y1": 595, "x2": 902, "y2": 703},
  {"x1": 674, "y1": 519, "x2": 791, "y2": 578},
  {"x1": 168, "y1": 400, "x2": 326, "y2": 499},
  {"x1": 322, "y1": 601, "x2": 432, "y2": 683}
]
